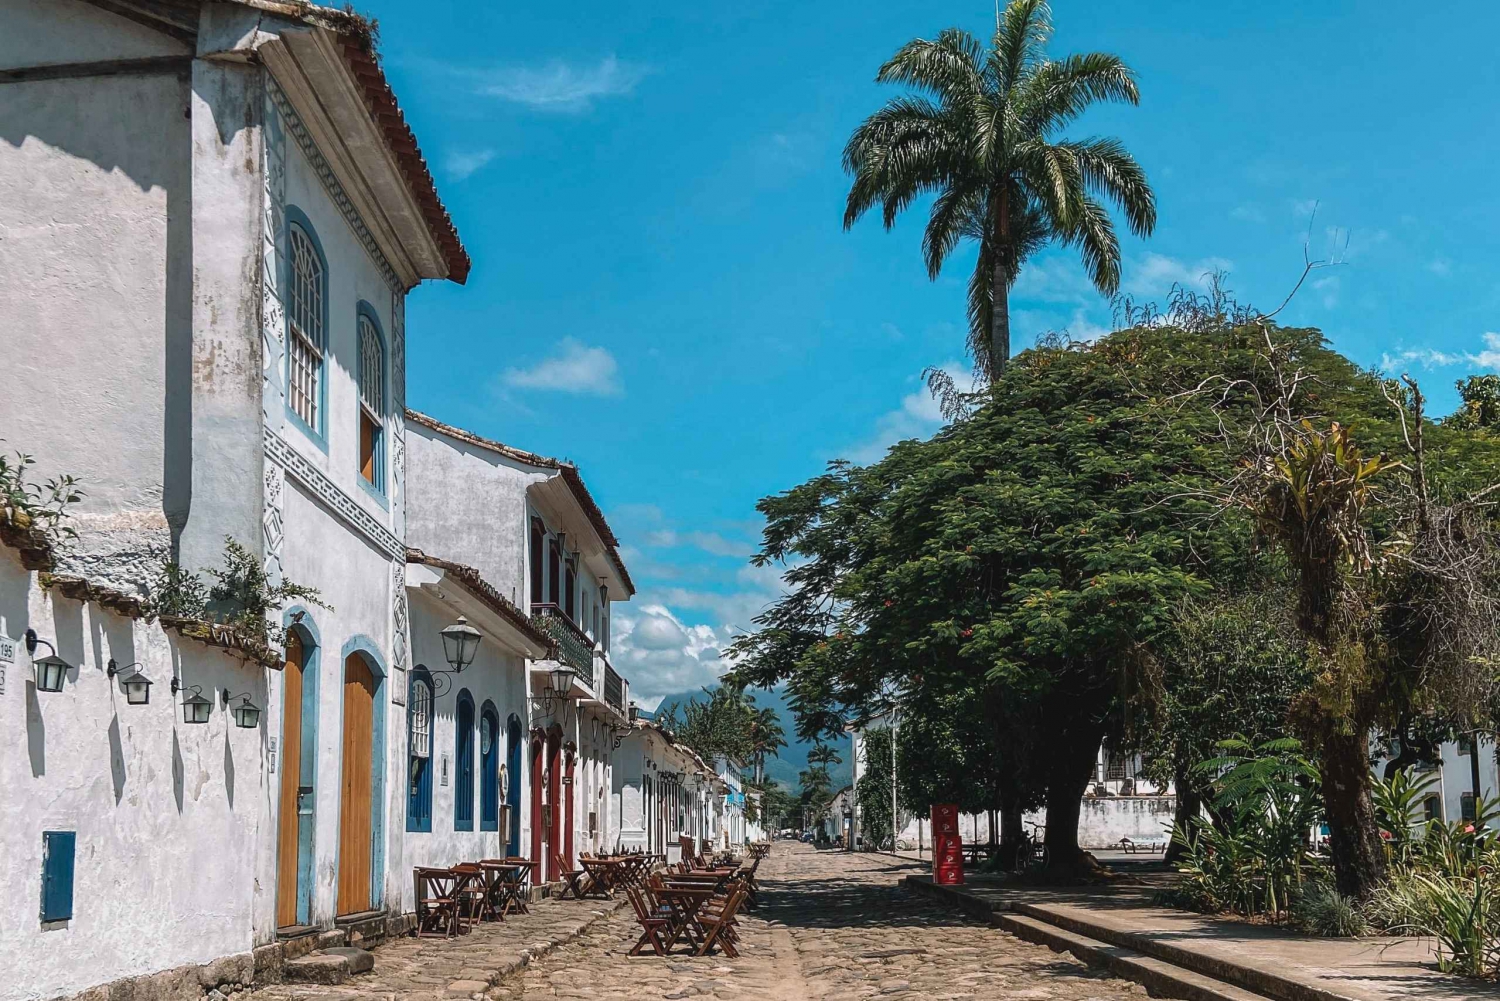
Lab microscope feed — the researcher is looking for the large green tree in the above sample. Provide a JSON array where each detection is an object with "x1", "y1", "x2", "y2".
[{"x1": 842, "y1": 0, "x2": 1156, "y2": 377}]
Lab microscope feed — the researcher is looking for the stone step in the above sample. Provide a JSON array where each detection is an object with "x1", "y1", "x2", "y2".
[
  {"x1": 282, "y1": 946, "x2": 375, "y2": 985},
  {"x1": 995, "y1": 911, "x2": 1274, "y2": 1001}
]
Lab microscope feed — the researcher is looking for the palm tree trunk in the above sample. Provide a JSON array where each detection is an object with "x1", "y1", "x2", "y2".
[
  {"x1": 1321, "y1": 729, "x2": 1386, "y2": 901},
  {"x1": 990, "y1": 188, "x2": 1011, "y2": 377}
]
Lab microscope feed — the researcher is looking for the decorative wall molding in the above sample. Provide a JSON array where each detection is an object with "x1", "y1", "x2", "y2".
[
  {"x1": 266, "y1": 76, "x2": 402, "y2": 293},
  {"x1": 262, "y1": 85, "x2": 288, "y2": 586},
  {"x1": 264, "y1": 430, "x2": 403, "y2": 561},
  {"x1": 391, "y1": 560, "x2": 408, "y2": 706}
]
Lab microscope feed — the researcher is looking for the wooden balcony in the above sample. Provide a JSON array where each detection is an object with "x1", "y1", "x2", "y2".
[{"x1": 604, "y1": 663, "x2": 624, "y2": 713}]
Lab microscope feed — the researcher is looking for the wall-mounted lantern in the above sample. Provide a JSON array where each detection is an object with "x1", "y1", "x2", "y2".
[
  {"x1": 106, "y1": 660, "x2": 153, "y2": 705},
  {"x1": 223, "y1": 690, "x2": 262, "y2": 729},
  {"x1": 24, "y1": 629, "x2": 69, "y2": 693},
  {"x1": 440, "y1": 617, "x2": 482, "y2": 672},
  {"x1": 170, "y1": 679, "x2": 212, "y2": 724},
  {"x1": 549, "y1": 665, "x2": 577, "y2": 698}
]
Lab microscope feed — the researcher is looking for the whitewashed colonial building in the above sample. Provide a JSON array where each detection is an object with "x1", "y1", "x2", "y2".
[
  {"x1": 614, "y1": 718, "x2": 724, "y2": 861},
  {"x1": 1, "y1": 1, "x2": 467, "y2": 998},
  {"x1": 403, "y1": 411, "x2": 635, "y2": 884}
]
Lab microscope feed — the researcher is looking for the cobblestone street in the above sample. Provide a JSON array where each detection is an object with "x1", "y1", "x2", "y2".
[{"x1": 490, "y1": 844, "x2": 1147, "y2": 1000}]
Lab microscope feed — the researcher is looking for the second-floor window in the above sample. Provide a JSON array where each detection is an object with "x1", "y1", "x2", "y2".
[
  {"x1": 288, "y1": 222, "x2": 325, "y2": 432},
  {"x1": 530, "y1": 519, "x2": 545, "y2": 604},
  {"x1": 357, "y1": 314, "x2": 384, "y2": 489}
]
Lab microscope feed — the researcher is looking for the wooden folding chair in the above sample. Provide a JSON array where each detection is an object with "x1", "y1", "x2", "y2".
[
  {"x1": 553, "y1": 853, "x2": 590, "y2": 900},
  {"x1": 625, "y1": 883, "x2": 672, "y2": 956},
  {"x1": 693, "y1": 882, "x2": 747, "y2": 957},
  {"x1": 413, "y1": 867, "x2": 459, "y2": 937}
]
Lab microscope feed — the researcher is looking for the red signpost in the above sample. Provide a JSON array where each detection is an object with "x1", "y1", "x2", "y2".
[{"x1": 931, "y1": 803, "x2": 964, "y2": 885}]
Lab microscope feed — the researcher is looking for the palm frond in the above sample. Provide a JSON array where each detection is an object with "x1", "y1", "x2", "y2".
[
  {"x1": 923, "y1": 186, "x2": 984, "y2": 279},
  {"x1": 1057, "y1": 194, "x2": 1121, "y2": 296},
  {"x1": 876, "y1": 28, "x2": 986, "y2": 107},
  {"x1": 989, "y1": 0, "x2": 1053, "y2": 95},
  {"x1": 1015, "y1": 52, "x2": 1139, "y2": 134},
  {"x1": 843, "y1": 97, "x2": 967, "y2": 230},
  {"x1": 1055, "y1": 137, "x2": 1156, "y2": 237}
]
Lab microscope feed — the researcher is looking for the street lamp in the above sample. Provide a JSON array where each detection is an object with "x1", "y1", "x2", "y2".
[
  {"x1": 107, "y1": 659, "x2": 153, "y2": 705},
  {"x1": 222, "y1": 690, "x2": 263, "y2": 729},
  {"x1": 440, "y1": 617, "x2": 482, "y2": 672},
  {"x1": 24, "y1": 629, "x2": 69, "y2": 693},
  {"x1": 549, "y1": 665, "x2": 577, "y2": 699}
]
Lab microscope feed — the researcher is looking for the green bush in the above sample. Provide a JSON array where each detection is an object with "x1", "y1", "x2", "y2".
[
  {"x1": 0, "y1": 447, "x2": 82, "y2": 545},
  {"x1": 143, "y1": 537, "x2": 329, "y2": 643},
  {"x1": 1290, "y1": 881, "x2": 1368, "y2": 937}
]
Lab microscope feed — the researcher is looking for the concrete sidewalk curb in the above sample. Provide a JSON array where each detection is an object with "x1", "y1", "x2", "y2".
[
  {"x1": 904, "y1": 878, "x2": 1275, "y2": 1001},
  {"x1": 453, "y1": 898, "x2": 626, "y2": 998}
]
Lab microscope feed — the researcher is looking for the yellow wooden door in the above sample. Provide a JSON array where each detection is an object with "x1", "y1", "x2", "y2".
[
  {"x1": 337, "y1": 655, "x2": 375, "y2": 915},
  {"x1": 276, "y1": 634, "x2": 305, "y2": 928}
]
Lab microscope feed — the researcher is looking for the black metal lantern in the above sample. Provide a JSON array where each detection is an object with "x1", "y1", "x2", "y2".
[
  {"x1": 171, "y1": 680, "x2": 212, "y2": 724},
  {"x1": 440, "y1": 617, "x2": 482, "y2": 672},
  {"x1": 24, "y1": 630, "x2": 68, "y2": 693},
  {"x1": 549, "y1": 665, "x2": 577, "y2": 698},
  {"x1": 223, "y1": 690, "x2": 262, "y2": 729},
  {"x1": 107, "y1": 659, "x2": 153, "y2": 705}
]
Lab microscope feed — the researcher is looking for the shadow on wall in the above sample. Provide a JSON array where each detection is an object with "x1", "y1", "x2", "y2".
[{"x1": 0, "y1": 69, "x2": 195, "y2": 554}]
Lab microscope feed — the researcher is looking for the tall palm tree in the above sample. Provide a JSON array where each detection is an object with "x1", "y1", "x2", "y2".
[
  {"x1": 750, "y1": 707, "x2": 787, "y2": 783},
  {"x1": 807, "y1": 743, "x2": 843, "y2": 772},
  {"x1": 843, "y1": 0, "x2": 1156, "y2": 379}
]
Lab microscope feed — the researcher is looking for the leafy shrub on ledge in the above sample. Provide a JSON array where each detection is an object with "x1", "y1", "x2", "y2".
[
  {"x1": 144, "y1": 537, "x2": 329, "y2": 645},
  {"x1": 0, "y1": 446, "x2": 83, "y2": 551}
]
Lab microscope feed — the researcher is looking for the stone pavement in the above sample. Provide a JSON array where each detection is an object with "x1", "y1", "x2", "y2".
[
  {"x1": 492, "y1": 843, "x2": 1149, "y2": 1000},
  {"x1": 251, "y1": 895, "x2": 622, "y2": 1001}
]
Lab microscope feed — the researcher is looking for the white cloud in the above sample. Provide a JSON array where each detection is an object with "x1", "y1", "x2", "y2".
[
  {"x1": 1380, "y1": 332, "x2": 1500, "y2": 373},
  {"x1": 443, "y1": 149, "x2": 496, "y2": 181},
  {"x1": 1124, "y1": 252, "x2": 1234, "y2": 297},
  {"x1": 501, "y1": 338, "x2": 622, "y2": 396},
  {"x1": 843, "y1": 362, "x2": 969, "y2": 465},
  {"x1": 472, "y1": 55, "x2": 649, "y2": 112},
  {"x1": 612, "y1": 604, "x2": 746, "y2": 708}
]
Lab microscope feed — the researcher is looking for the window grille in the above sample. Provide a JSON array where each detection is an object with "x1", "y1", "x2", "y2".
[
  {"x1": 358, "y1": 317, "x2": 384, "y2": 416},
  {"x1": 410, "y1": 678, "x2": 432, "y2": 759},
  {"x1": 288, "y1": 226, "x2": 324, "y2": 428}
]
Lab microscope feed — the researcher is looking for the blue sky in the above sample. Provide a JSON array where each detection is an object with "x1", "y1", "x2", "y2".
[{"x1": 369, "y1": 0, "x2": 1500, "y2": 705}]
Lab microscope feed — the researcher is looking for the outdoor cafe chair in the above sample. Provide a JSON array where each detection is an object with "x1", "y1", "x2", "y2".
[
  {"x1": 413, "y1": 866, "x2": 460, "y2": 937},
  {"x1": 553, "y1": 853, "x2": 591, "y2": 900},
  {"x1": 625, "y1": 882, "x2": 674, "y2": 956}
]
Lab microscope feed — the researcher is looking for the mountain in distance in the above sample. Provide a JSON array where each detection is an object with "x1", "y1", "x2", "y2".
[{"x1": 646, "y1": 684, "x2": 854, "y2": 792}]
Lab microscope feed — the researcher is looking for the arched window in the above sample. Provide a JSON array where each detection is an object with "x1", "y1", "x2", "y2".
[
  {"x1": 505, "y1": 714, "x2": 523, "y2": 856},
  {"x1": 357, "y1": 310, "x2": 385, "y2": 490},
  {"x1": 287, "y1": 221, "x2": 326, "y2": 433},
  {"x1": 455, "y1": 691, "x2": 475, "y2": 831},
  {"x1": 406, "y1": 669, "x2": 433, "y2": 832},
  {"x1": 480, "y1": 703, "x2": 500, "y2": 832}
]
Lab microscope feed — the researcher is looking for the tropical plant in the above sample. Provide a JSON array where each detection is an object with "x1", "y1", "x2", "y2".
[
  {"x1": 0, "y1": 446, "x2": 83, "y2": 547},
  {"x1": 749, "y1": 705, "x2": 787, "y2": 783},
  {"x1": 842, "y1": 0, "x2": 1156, "y2": 377},
  {"x1": 1289, "y1": 880, "x2": 1369, "y2": 937},
  {"x1": 656, "y1": 685, "x2": 775, "y2": 766},
  {"x1": 1373, "y1": 767, "x2": 1440, "y2": 864}
]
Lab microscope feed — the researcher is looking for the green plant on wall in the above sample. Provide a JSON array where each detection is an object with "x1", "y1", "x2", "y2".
[
  {"x1": 144, "y1": 537, "x2": 329, "y2": 643},
  {"x1": 0, "y1": 446, "x2": 82, "y2": 547}
]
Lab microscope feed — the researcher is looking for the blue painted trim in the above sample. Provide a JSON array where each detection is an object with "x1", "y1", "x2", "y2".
[
  {"x1": 283, "y1": 206, "x2": 330, "y2": 451},
  {"x1": 454, "y1": 689, "x2": 475, "y2": 831},
  {"x1": 284, "y1": 609, "x2": 322, "y2": 927},
  {"x1": 407, "y1": 667, "x2": 434, "y2": 833},
  {"x1": 479, "y1": 701, "x2": 500, "y2": 832},
  {"x1": 355, "y1": 301, "x2": 388, "y2": 497},
  {"x1": 505, "y1": 714, "x2": 524, "y2": 856},
  {"x1": 340, "y1": 635, "x2": 388, "y2": 909}
]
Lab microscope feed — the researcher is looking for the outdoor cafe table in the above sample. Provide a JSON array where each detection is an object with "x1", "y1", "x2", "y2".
[
  {"x1": 478, "y1": 860, "x2": 529, "y2": 918},
  {"x1": 496, "y1": 858, "x2": 538, "y2": 913},
  {"x1": 653, "y1": 882, "x2": 718, "y2": 954},
  {"x1": 579, "y1": 857, "x2": 628, "y2": 898}
]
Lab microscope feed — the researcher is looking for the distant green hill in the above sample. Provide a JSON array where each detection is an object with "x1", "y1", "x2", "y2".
[{"x1": 648, "y1": 684, "x2": 853, "y2": 792}]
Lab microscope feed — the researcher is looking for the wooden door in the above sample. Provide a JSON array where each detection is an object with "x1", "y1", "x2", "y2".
[
  {"x1": 337, "y1": 655, "x2": 375, "y2": 916},
  {"x1": 276, "y1": 634, "x2": 305, "y2": 928}
]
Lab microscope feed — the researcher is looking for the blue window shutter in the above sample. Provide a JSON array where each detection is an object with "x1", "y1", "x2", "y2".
[{"x1": 41, "y1": 831, "x2": 75, "y2": 922}]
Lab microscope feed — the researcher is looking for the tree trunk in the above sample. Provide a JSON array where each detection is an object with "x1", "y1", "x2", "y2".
[
  {"x1": 991, "y1": 189, "x2": 1011, "y2": 377},
  {"x1": 1043, "y1": 722, "x2": 1106, "y2": 871},
  {"x1": 1321, "y1": 729, "x2": 1386, "y2": 901},
  {"x1": 997, "y1": 800, "x2": 1026, "y2": 871},
  {"x1": 1164, "y1": 763, "x2": 1202, "y2": 865}
]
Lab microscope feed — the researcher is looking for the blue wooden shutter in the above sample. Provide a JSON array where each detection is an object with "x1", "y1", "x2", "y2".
[{"x1": 41, "y1": 831, "x2": 75, "y2": 922}]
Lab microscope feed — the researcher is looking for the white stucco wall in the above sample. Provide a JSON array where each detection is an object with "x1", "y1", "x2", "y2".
[
  {"x1": 0, "y1": 549, "x2": 272, "y2": 1001},
  {"x1": 0, "y1": 1, "x2": 192, "y2": 588}
]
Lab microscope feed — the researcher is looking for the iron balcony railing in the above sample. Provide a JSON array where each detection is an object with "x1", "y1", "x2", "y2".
[
  {"x1": 530, "y1": 603, "x2": 594, "y2": 688},
  {"x1": 604, "y1": 663, "x2": 624, "y2": 712}
]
